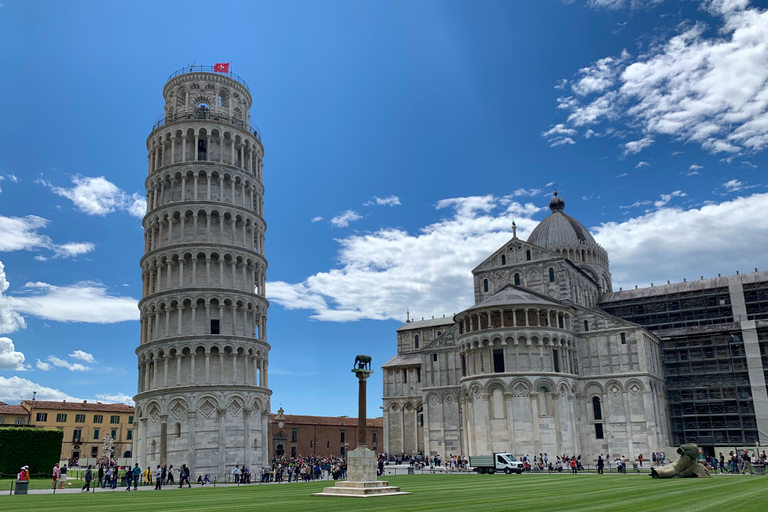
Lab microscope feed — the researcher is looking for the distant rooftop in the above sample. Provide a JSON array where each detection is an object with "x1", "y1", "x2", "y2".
[{"x1": 396, "y1": 316, "x2": 454, "y2": 332}]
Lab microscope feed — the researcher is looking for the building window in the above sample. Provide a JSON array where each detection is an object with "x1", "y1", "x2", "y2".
[
  {"x1": 493, "y1": 349, "x2": 505, "y2": 373},
  {"x1": 433, "y1": 354, "x2": 438, "y2": 362},
  {"x1": 403, "y1": 369, "x2": 408, "y2": 383},
  {"x1": 553, "y1": 349, "x2": 560, "y2": 372},
  {"x1": 327, "y1": 441, "x2": 330, "y2": 448},
  {"x1": 526, "y1": 250, "x2": 531, "y2": 261},
  {"x1": 437, "y1": 331, "x2": 441, "y2": 336},
  {"x1": 74, "y1": 414, "x2": 85, "y2": 423},
  {"x1": 197, "y1": 139, "x2": 207, "y2": 161},
  {"x1": 93, "y1": 415, "x2": 103, "y2": 424},
  {"x1": 414, "y1": 334, "x2": 419, "y2": 349},
  {"x1": 549, "y1": 268, "x2": 555, "y2": 282},
  {"x1": 584, "y1": 320, "x2": 589, "y2": 332},
  {"x1": 291, "y1": 429, "x2": 298, "y2": 443},
  {"x1": 73, "y1": 429, "x2": 82, "y2": 441},
  {"x1": 461, "y1": 355, "x2": 467, "y2": 377},
  {"x1": 291, "y1": 446, "x2": 297, "y2": 457},
  {"x1": 595, "y1": 423, "x2": 604, "y2": 439},
  {"x1": 36, "y1": 413, "x2": 47, "y2": 422},
  {"x1": 620, "y1": 332, "x2": 626, "y2": 345},
  {"x1": 94, "y1": 429, "x2": 100, "y2": 440},
  {"x1": 91, "y1": 446, "x2": 99, "y2": 457},
  {"x1": 340, "y1": 446, "x2": 346, "y2": 456},
  {"x1": 210, "y1": 319, "x2": 220, "y2": 335},
  {"x1": 126, "y1": 430, "x2": 132, "y2": 440},
  {"x1": 372, "y1": 431, "x2": 378, "y2": 444},
  {"x1": 501, "y1": 255, "x2": 506, "y2": 265},
  {"x1": 16, "y1": 418, "x2": 25, "y2": 425},
  {"x1": 593, "y1": 396, "x2": 602, "y2": 420},
  {"x1": 514, "y1": 274, "x2": 520, "y2": 286},
  {"x1": 110, "y1": 415, "x2": 120, "y2": 424},
  {"x1": 340, "y1": 431, "x2": 346, "y2": 443},
  {"x1": 128, "y1": 415, "x2": 134, "y2": 424},
  {"x1": 56, "y1": 413, "x2": 67, "y2": 422},
  {"x1": 417, "y1": 367, "x2": 421, "y2": 382},
  {"x1": 483, "y1": 279, "x2": 489, "y2": 292},
  {"x1": 111, "y1": 429, "x2": 117, "y2": 438},
  {"x1": 558, "y1": 316, "x2": 564, "y2": 328}
]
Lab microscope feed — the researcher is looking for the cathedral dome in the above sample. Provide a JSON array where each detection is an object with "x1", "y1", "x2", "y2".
[{"x1": 527, "y1": 192, "x2": 598, "y2": 249}]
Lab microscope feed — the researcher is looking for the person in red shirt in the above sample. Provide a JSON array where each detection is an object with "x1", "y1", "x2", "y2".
[{"x1": 570, "y1": 458, "x2": 578, "y2": 474}]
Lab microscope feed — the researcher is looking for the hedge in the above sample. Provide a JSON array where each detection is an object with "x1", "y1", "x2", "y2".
[{"x1": 0, "y1": 427, "x2": 63, "y2": 475}]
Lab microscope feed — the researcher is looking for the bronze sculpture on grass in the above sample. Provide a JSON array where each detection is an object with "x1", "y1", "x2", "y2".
[{"x1": 651, "y1": 444, "x2": 710, "y2": 478}]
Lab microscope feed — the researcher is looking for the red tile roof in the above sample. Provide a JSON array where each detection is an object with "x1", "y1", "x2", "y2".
[
  {"x1": 274, "y1": 414, "x2": 383, "y2": 428},
  {"x1": 20, "y1": 400, "x2": 134, "y2": 413},
  {"x1": 0, "y1": 403, "x2": 30, "y2": 415}
]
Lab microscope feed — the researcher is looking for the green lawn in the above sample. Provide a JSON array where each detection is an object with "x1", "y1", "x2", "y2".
[{"x1": 0, "y1": 473, "x2": 765, "y2": 511}]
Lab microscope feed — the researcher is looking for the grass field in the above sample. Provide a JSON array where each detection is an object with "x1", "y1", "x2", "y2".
[{"x1": 0, "y1": 473, "x2": 765, "y2": 511}]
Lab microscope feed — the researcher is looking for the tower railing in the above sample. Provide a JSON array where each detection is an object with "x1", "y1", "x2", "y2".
[
  {"x1": 167, "y1": 65, "x2": 250, "y2": 91},
  {"x1": 152, "y1": 111, "x2": 261, "y2": 141}
]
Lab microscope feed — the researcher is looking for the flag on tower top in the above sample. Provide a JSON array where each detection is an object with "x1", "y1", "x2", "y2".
[{"x1": 214, "y1": 62, "x2": 230, "y2": 73}]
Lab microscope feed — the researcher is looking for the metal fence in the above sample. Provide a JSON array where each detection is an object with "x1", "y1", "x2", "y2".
[{"x1": 167, "y1": 66, "x2": 250, "y2": 91}]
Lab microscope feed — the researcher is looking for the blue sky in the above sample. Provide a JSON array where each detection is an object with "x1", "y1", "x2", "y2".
[{"x1": 0, "y1": 0, "x2": 766, "y2": 416}]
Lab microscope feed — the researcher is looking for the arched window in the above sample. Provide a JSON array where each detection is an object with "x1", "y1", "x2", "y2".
[
  {"x1": 437, "y1": 331, "x2": 442, "y2": 336},
  {"x1": 176, "y1": 423, "x2": 181, "y2": 437},
  {"x1": 549, "y1": 268, "x2": 555, "y2": 282},
  {"x1": 483, "y1": 279, "x2": 489, "y2": 292},
  {"x1": 514, "y1": 274, "x2": 520, "y2": 286},
  {"x1": 592, "y1": 396, "x2": 602, "y2": 420},
  {"x1": 584, "y1": 320, "x2": 589, "y2": 332},
  {"x1": 414, "y1": 334, "x2": 419, "y2": 349},
  {"x1": 501, "y1": 255, "x2": 506, "y2": 265},
  {"x1": 526, "y1": 250, "x2": 531, "y2": 261}
]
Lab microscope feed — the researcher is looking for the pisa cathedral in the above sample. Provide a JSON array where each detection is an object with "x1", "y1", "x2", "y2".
[
  {"x1": 133, "y1": 67, "x2": 271, "y2": 478},
  {"x1": 383, "y1": 192, "x2": 671, "y2": 461}
]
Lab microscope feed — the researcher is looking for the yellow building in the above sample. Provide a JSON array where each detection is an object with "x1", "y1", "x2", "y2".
[
  {"x1": 0, "y1": 401, "x2": 31, "y2": 426},
  {"x1": 14, "y1": 400, "x2": 135, "y2": 461}
]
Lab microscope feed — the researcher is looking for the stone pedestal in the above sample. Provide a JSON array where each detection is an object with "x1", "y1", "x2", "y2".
[{"x1": 312, "y1": 448, "x2": 410, "y2": 498}]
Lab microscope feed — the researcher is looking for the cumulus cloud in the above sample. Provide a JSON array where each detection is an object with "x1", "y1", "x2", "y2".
[
  {"x1": 595, "y1": 192, "x2": 768, "y2": 288},
  {"x1": 690, "y1": 164, "x2": 704, "y2": 170},
  {"x1": 0, "y1": 376, "x2": 83, "y2": 402},
  {"x1": 554, "y1": 2, "x2": 768, "y2": 155},
  {"x1": 69, "y1": 350, "x2": 96, "y2": 363},
  {"x1": 0, "y1": 337, "x2": 25, "y2": 370},
  {"x1": 267, "y1": 195, "x2": 544, "y2": 322},
  {"x1": 721, "y1": 179, "x2": 760, "y2": 192},
  {"x1": 364, "y1": 196, "x2": 401, "y2": 207},
  {"x1": 0, "y1": 215, "x2": 94, "y2": 259},
  {"x1": 35, "y1": 359, "x2": 51, "y2": 371},
  {"x1": 38, "y1": 175, "x2": 146, "y2": 218},
  {"x1": 0, "y1": 262, "x2": 26, "y2": 334},
  {"x1": 635, "y1": 162, "x2": 650, "y2": 168},
  {"x1": 311, "y1": 216, "x2": 324, "y2": 223},
  {"x1": 8, "y1": 281, "x2": 139, "y2": 324},
  {"x1": 46, "y1": 355, "x2": 90, "y2": 372},
  {"x1": 330, "y1": 210, "x2": 363, "y2": 228}
]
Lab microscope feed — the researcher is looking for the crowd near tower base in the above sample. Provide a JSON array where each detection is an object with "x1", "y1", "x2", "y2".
[{"x1": 313, "y1": 359, "x2": 410, "y2": 498}]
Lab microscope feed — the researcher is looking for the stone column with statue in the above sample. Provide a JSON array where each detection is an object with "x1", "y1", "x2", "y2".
[{"x1": 312, "y1": 355, "x2": 410, "y2": 498}]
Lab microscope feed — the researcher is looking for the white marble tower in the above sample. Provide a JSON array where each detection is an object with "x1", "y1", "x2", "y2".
[{"x1": 134, "y1": 66, "x2": 270, "y2": 479}]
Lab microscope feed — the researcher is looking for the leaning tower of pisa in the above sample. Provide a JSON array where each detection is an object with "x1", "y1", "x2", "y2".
[{"x1": 134, "y1": 66, "x2": 270, "y2": 478}]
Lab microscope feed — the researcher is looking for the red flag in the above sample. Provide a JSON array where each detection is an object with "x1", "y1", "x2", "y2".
[{"x1": 214, "y1": 63, "x2": 230, "y2": 73}]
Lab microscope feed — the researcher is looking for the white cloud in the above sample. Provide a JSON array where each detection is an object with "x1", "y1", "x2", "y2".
[
  {"x1": 364, "y1": 196, "x2": 401, "y2": 207},
  {"x1": 95, "y1": 393, "x2": 135, "y2": 406},
  {"x1": 635, "y1": 162, "x2": 650, "y2": 168},
  {"x1": 654, "y1": 190, "x2": 687, "y2": 208},
  {"x1": 594, "y1": 192, "x2": 768, "y2": 288},
  {"x1": 555, "y1": 3, "x2": 768, "y2": 155},
  {"x1": 550, "y1": 137, "x2": 576, "y2": 147},
  {"x1": 38, "y1": 175, "x2": 146, "y2": 218},
  {"x1": 330, "y1": 210, "x2": 363, "y2": 228},
  {"x1": 0, "y1": 215, "x2": 94, "y2": 259},
  {"x1": 311, "y1": 216, "x2": 324, "y2": 223},
  {"x1": 69, "y1": 350, "x2": 96, "y2": 363},
  {"x1": 47, "y1": 355, "x2": 90, "y2": 372},
  {"x1": 7, "y1": 281, "x2": 139, "y2": 324},
  {"x1": 510, "y1": 188, "x2": 542, "y2": 197},
  {"x1": 35, "y1": 359, "x2": 51, "y2": 371},
  {"x1": 690, "y1": 164, "x2": 704, "y2": 170},
  {"x1": 0, "y1": 337, "x2": 25, "y2": 370},
  {"x1": 623, "y1": 137, "x2": 654, "y2": 155},
  {"x1": 587, "y1": 0, "x2": 665, "y2": 9},
  {"x1": 541, "y1": 124, "x2": 577, "y2": 138},
  {"x1": 617, "y1": 172, "x2": 630, "y2": 178},
  {"x1": 267, "y1": 195, "x2": 543, "y2": 322},
  {"x1": 721, "y1": 178, "x2": 760, "y2": 192},
  {"x1": 687, "y1": 171, "x2": 702, "y2": 176},
  {"x1": 0, "y1": 262, "x2": 26, "y2": 334},
  {"x1": 0, "y1": 376, "x2": 83, "y2": 402}
]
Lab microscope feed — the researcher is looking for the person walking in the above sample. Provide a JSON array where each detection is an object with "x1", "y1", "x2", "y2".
[
  {"x1": 570, "y1": 457, "x2": 578, "y2": 474},
  {"x1": 155, "y1": 465, "x2": 163, "y2": 489},
  {"x1": 59, "y1": 464, "x2": 68, "y2": 489},
  {"x1": 167, "y1": 465, "x2": 175, "y2": 485},
  {"x1": 597, "y1": 455, "x2": 604, "y2": 475},
  {"x1": 133, "y1": 463, "x2": 141, "y2": 490},
  {"x1": 82, "y1": 465, "x2": 93, "y2": 491},
  {"x1": 52, "y1": 463, "x2": 60, "y2": 489}
]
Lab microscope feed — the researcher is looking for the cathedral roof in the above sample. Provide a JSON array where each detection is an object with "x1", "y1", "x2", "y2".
[
  {"x1": 396, "y1": 316, "x2": 454, "y2": 332},
  {"x1": 527, "y1": 192, "x2": 599, "y2": 249},
  {"x1": 382, "y1": 353, "x2": 422, "y2": 368},
  {"x1": 463, "y1": 284, "x2": 561, "y2": 313}
]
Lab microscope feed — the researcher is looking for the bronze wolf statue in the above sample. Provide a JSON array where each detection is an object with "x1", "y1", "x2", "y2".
[{"x1": 354, "y1": 355, "x2": 372, "y2": 370}]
